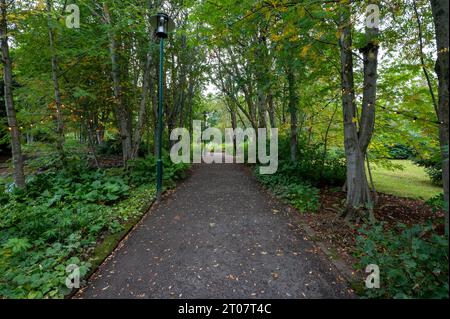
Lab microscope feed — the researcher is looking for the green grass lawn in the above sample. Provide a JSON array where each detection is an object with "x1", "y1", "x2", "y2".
[{"x1": 370, "y1": 160, "x2": 442, "y2": 200}]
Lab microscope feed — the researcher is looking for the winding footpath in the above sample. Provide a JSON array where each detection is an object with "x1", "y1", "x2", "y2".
[{"x1": 76, "y1": 160, "x2": 353, "y2": 299}]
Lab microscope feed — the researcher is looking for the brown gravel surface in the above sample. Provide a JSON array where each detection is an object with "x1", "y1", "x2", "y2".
[{"x1": 76, "y1": 163, "x2": 354, "y2": 299}]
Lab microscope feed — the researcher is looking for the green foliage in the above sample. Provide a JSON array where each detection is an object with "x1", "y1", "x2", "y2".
[
  {"x1": 413, "y1": 152, "x2": 443, "y2": 187},
  {"x1": 255, "y1": 167, "x2": 319, "y2": 213},
  {"x1": 387, "y1": 144, "x2": 417, "y2": 160},
  {"x1": 355, "y1": 223, "x2": 449, "y2": 299},
  {"x1": 0, "y1": 181, "x2": 8, "y2": 205},
  {"x1": 253, "y1": 134, "x2": 345, "y2": 213},
  {"x1": 278, "y1": 136, "x2": 346, "y2": 186},
  {"x1": 0, "y1": 157, "x2": 189, "y2": 299},
  {"x1": 425, "y1": 193, "x2": 445, "y2": 212},
  {"x1": 128, "y1": 154, "x2": 189, "y2": 187},
  {"x1": 96, "y1": 137, "x2": 123, "y2": 156}
]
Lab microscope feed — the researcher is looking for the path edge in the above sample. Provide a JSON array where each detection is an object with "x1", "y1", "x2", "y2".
[
  {"x1": 243, "y1": 165, "x2": 362, "y2": 294},
  {"x1": 69, "y1": 168, "x2": 195, "y2": 299}
]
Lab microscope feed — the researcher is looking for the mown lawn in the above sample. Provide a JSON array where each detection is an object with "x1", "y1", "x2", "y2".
[{"x1": 370, "y1": 160, "x2": 442, "y2": 200}]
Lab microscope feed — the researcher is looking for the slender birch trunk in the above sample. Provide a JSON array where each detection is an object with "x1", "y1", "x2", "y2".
[
  {"x1": 0, "y1": 0, "x2": 25, "y2": 188},
  {"x1": 287, "y1": 64, "x2": 298, "y2": 162}
]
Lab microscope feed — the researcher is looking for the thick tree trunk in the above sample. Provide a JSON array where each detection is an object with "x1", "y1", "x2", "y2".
[
  {"x1": 339, "y1": 4, "x2": 374, "y2": 222},
  {"x1": 46, "y1": 0, "x2": 65, "y2": 160},
  {"x1": 103, "y1": 3, "x2": 132, "y2": 165},
  {"x1": 359, "y1": 24, "x2": 379, "y2": 154},
  {"x1": 0, "y1": 0, "x2": 26, "y2": 189},
  {"x1": 430, "y1": 0, "x2": 449, "y2": 235},
  {"x1": 287, "y1": 65, "x2": 298, "y2": 162}
]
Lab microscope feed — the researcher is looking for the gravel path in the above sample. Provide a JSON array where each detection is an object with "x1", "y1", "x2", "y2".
[{"x1": 76, "y1": 162, "x2": 353, "y2": 299}]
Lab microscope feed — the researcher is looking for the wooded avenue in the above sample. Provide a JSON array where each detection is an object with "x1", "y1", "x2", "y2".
[{"x1": 169, "y1": 121, "x2": 278, "y2": 174}]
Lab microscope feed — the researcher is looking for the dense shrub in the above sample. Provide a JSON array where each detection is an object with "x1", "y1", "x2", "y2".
[
  {"x1": 277, "y1": 136, "x2": 346, "y2": 187},
  {"x1": 425, "y1": 193, "x2": 446, "y2": 212},
  {"x1": 127, "y1": 154, "x2": 189, "y2": 187},
  {"x1": 255, "y1": 167, "x2": 320, "y2": 213},
  {"x1": 97, "y1": 137, "x2": 149, "y2": 158},
  {"x1": 413, "y1": 148, "x2": 443, "y2": 186},
  {"x1": 354, "y1": 223, "x2": 449, "y2": 299},
  {"x1": 96, "y1": 137, "x2": 122, "y2": 156},
  {"x1": 252, "y1": 134, "x2": 344, "y2": 214},
  {"x1": 387, "y1": 144, "x2": 417, "y2": 160},
  {"x1": 32, "y1": 128, "x2": 57, "y2": 143}
]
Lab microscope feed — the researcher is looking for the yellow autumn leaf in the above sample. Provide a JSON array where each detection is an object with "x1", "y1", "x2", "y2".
[
  {"x1": 300, "y1": 45, "x2": 311, "y2": 57},
  {"x1": 314, "y1": 31, "x2": 325, "y2": 40},
  {"x1": 297, "y1": 7, "x2": 305, "y2": 17},
  {"x1": 37, "y1": 0, "x2": 46, "y2": 10},
  {"x1": 271, "y1": 34, "x2": 282, "y2": 42}
]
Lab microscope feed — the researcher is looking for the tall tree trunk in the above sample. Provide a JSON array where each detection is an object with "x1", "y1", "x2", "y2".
[
  {"x1": 321, "y1": 103, "x2": 339, "y2": 182},
  {"x1": 339, "y1": 4, "x2": 374, "y2": 222},
  {"x1": 358, "y1": 11, "x2": 379, "y2": 155},
  {"x1": 226, "y1": 100, "x2": 237, "y2": 155},
  {"x1": 131, "y1": 45, "x2": 153, "y2": 159},
  {"x1": 287, "y1": 64, "x2": 298, "y2": 162},
  {"x1": 430, "y1": 0, "x2": 449, "y2": 235},
  {"x1": 268, "y1": 92, "x2": 276, "y2": 128},
  {"x1": 257, "y1": 90, "x2": 267, "y2": 129},
  {"x1": 0, "y1": 0, "x2": 26, "y2": 189},
  {"x1": 152, "y1": 70, "x2": 159, "y2": 156},
  {"x1": 103, "y1": 3, "x2": 132, "y2": 165},
  {"x1": 256, "y1": 35, "x2": 268, "y2": 129},
  {"x1": 186, "y1": 79, "x2": 195, "y2": 138},
  {"x1": 46, "y1": 0, "x2": 65, "y2": 160},
  {"x1": 282, "y1": 82, "x2": 287, "y2": 125}
]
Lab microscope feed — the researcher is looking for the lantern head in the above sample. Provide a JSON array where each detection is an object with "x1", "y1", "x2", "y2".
[{"x1": 150, "y1": 13, "x2": 175, "y2": 39}]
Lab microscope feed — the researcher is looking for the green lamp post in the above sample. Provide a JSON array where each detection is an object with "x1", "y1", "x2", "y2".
[{"x1": 150, "y1": 13, "x2": 175, "y2": 201}]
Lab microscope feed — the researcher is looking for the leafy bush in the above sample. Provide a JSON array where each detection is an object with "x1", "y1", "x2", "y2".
[
  {"x1": 97, "y1": 137, "x2": 148, "y2": 158},
  {"x1": 354, "y1": 222, "x2": 449, "y2": 299},
  {"x1": 255, "y1": 167, "x2": 320, "y2": 213},
  {"x1": 413, "y1": 148, "x2": 443, "y2": 186},
  {"x1": 424, "y1": 166, "x2": 443, "y2": 186},
  {"x1": 425, "y1": 193, "x2": 446, "y2": 212},
  {"x1": 387, "y1": 144, "x2": 416, "y2": 160},
  {"x1": 127, "y1": 154, "x2": 189, "y2": 187},
  {"x1": 32, "y1": 128, "x2": 57, "y2": 143},
  {"x1": 0, "y1": 182, "x2": 8, "y2": 205},
  {"x1": 96, "y1": 137, "x2": 123, "y2": 156},
  {"x1": 276, "y1": 183, "x2": 320, "y2": 213},
  {"x1": 277, "y1": 136, "x2": 346, "y2": 186}
]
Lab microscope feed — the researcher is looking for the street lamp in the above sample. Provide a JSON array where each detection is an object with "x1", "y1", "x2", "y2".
[{"x1": 150, "y1": 13, "x2": 175, "y2": 201}]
